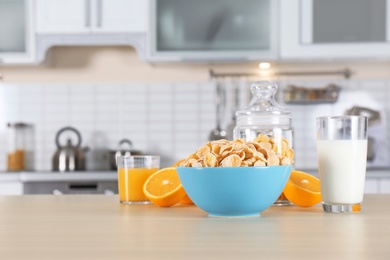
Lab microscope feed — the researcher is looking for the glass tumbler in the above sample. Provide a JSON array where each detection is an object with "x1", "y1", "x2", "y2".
[
  {"x1": 316, "y1": 116, "x2": 368, "y2": 213},
  {"x1": 117, "y1": 155, "x2": 160, "y2": 204}
]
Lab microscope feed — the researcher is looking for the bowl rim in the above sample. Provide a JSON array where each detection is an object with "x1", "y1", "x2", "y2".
[{"x1": 176, "y1": 165, "x2": 293, "y2": 169}]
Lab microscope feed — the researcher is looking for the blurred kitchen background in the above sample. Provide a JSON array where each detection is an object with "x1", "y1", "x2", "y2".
[{"x1": 1, "y1": 0, "x2": 390, "y2": 194}]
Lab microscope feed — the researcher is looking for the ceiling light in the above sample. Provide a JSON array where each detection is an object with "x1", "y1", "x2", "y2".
[{"x1": 258, "y1": 62, "x2": 271, "y2": 70}]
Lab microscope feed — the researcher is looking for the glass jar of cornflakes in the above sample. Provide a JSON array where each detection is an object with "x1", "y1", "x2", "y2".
[{"x1": 233, "y1": 81, "x2": 294, "y2": 205}]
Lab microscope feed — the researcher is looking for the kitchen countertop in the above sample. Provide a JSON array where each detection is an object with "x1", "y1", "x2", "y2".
[
  {"x1": 0, "y1": 171, "x2": 117, "y2": 182},
  {"x1": 0, "y1": 194, "x2": 389, "y2": 259},
  {"x1": 298, "y1": 168, "x2": 390, "y2": 178},
  {"x1": 0, "y1": 168, "x2": 388, "y2": 183}
]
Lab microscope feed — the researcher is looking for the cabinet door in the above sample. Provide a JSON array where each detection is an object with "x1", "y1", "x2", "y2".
[
  {"x1": 36, "y1": 0, "x2": 91, "y2": 34},
  {"x1": 0, "y1": 0, "x2": 35, "y2": 63},
  {"x1": 92, "y1": 0, "x2": 148, "y2": 33},
  {"x1": 380, "y1": 179, "x2": 390, "y2": 193},
  {"x1": 148, "y1": 0, "x2": 278, "y2": 62},
  {"x1": 0, "y1": 182, "x2": 23, "y2": 195},
  {"x1": 280, "y1": 0, "x2": 390, "y2": 59},
  {"x1": 365, "y1": 178, "x2": 379, "y2": 194}
]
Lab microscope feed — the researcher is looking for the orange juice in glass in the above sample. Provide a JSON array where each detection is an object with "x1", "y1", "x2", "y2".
[{"x1": 117, "y1": 155, "x2": 160, "y2": 204}]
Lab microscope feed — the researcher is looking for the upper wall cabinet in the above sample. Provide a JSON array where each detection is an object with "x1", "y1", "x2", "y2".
[
  {"x1": 0, "y1": 0, "x2": 35, "y2": 64},
  {"x1": 34, "y1": 0, "x2": 148, "y2": 62},
  {"x1": 280, "y1": 0, "x2": 390, "y2": 60},
  {"x1": 36, "y1": 0, "x2": 147, "y2": 34},
  {"x1": 146, "y1": 0, "x2": 278, "y2": 62}
]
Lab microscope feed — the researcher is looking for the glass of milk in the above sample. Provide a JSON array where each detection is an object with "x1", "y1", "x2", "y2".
[{"x1": 316, "y1": 116, "x2": 368, "y2": 213}]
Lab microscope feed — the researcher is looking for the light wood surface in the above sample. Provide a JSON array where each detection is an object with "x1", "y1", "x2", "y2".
[{"x1": 0, "y1": 195, "x2": 389, "y2": 260}]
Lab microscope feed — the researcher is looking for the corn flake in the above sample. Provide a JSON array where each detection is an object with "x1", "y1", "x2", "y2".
[
  {"x1": 180, "y1": 134, "x2": 294, "y2": 167},
  {"x1": 204, "y1": 153, "x2": 218, "y2": 167},
  {"x1": 220, "y1": 154, "x2": 242, "y2": 167},
  {"x1": 196, "y1": 144, "x2": 211, "y2": 159}
]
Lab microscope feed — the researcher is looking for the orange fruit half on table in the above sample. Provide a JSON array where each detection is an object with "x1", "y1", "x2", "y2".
[
  {"x1": 179, "y1": 193, "x2": 194, "y2": 205},
  {"x1": 283, "y1": 170, "x2": 322, "y2": 207},
  {"x1": 172, "y1": 159, "x2": 195, "y2": 205},
  {"x1": 143, "y1": 167, "x2": 186, "y2": 207}
]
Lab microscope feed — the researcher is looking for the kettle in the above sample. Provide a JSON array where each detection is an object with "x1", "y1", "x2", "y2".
[{"x1": 52, "y1": 126, "x2": 88, "y2": 172}]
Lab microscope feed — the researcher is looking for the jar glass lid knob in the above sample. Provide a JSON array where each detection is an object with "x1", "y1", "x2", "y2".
[
  {"x1": 251, "y1": 81, "x2": 277, "y2": 102},
  {"x1": 236, "y1": 80, "x2": 291, "y2": 126},
  {"x1": 248, "y1": 81, "x2": 284, "y2": 113}
]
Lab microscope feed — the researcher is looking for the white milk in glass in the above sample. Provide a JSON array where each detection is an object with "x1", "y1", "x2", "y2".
[{"x1": 317, "y1": 139, "x2": 367, "y2": 204}]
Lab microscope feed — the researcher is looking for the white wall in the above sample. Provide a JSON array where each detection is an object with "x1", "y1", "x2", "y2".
[
  {"x1": 1, "y1": 46, "x2": 390, "y2": 171},
  {"x1": 2, "y1": 46, "x2": 390, "y2": 83}
]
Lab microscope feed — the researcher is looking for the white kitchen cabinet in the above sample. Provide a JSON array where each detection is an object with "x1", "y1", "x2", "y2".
[
  {"x1": 380, "y1": 178, "x2": 390, "y2": 193},
  {"x1": 34, "y1": 0, "x2": 148, "y2": 62},
  {"x1": 0, "y1": 174, "x2": 23, "y2": 195},
  {"x1": 147, "y1": 0, "x2": 278, "y2": 62},
  {"x1": 0, "y1": 0, "x2": 35, "y2": 64},
  {"x1": 364, "y1": 178, "x2": 379, "y2": 194},
  {"x1": 94, "y1": 0, "x2": 147, "y2": 33},
  {"x1": 36, "y1": 0, "x2": 147, "y2": 34},
  {"x1": 0, "y1": 182, "x2": 23, "y2": 195},
  {"x1": 280, "y1": 0, "x2": 390, "y2": 60},
  {"x1": 35, "y1": 0, "x2": 90, "y2": 34}
]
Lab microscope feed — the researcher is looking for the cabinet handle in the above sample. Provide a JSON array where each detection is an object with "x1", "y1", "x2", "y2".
[
  {"x1": 104, "y1": 189, "x2": 115, "y2": 195},
  {"x1": 53, "y1": 189, "x2": 63, "y2": 195},
  {"x1": 85, "y1": 0, "x2": 91, "y2": 27},
  {"x1": 97, "y1": 0, "x2": 103, "y2": 27}
]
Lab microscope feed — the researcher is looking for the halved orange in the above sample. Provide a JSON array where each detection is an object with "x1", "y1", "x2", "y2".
[
  {"x1": 143, "y1": 167, "x2": 186, "y2": 207},
  {"x1": 172, "y1": 160, "x2": 195, "y2": 205},
  {"x1": 180, "y1": 193, "x2": 194, "y2": 205},
  {"x1": 283, "y1": 170, "x2": 322, "y2": 207}
]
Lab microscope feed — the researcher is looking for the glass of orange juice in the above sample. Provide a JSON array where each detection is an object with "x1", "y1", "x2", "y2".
[{"x1": 117, "y1": 155, "x2": 160, "y2": 204}]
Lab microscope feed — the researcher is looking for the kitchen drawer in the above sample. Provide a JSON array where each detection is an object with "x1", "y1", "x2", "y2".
[
  {"x1": 365, "y1": 178, "x2": 379, "y2": 194},
  {"x1": 0, "y1": 182, "x2": 23, "y2": 195},
  {"x1": 380, "y1": 179, "x2": 390, "y2": 194},
  {"x1": 23, "y1": 181, "x2": 118, "y2": 195}
]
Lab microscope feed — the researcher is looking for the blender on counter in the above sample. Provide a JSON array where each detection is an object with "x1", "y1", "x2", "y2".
[{"x1": 7, "y1": 122, "x2": 34, "y2": 171}]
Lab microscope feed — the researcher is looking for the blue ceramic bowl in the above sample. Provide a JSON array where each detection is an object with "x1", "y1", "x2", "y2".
[{"x1": 176, "y1": 166, "x2": 292, "y2": 217}]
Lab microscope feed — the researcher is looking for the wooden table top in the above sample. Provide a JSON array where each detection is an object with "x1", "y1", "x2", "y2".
[{"x1": 0, "y1": 194, "x2": 389, "y2": 259}]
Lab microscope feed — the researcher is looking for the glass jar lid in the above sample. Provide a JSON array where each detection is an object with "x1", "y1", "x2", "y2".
[{"x1": 236, "y1": 81, "x2": 291, "y2": 126}]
